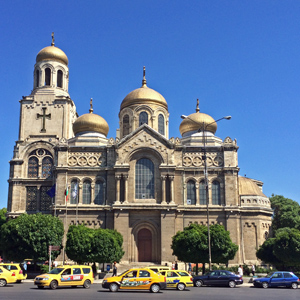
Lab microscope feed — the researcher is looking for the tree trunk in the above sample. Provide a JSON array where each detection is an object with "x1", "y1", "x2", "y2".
[{"x1": 202, "y1": 263, "x2": 205, "y2": 274}]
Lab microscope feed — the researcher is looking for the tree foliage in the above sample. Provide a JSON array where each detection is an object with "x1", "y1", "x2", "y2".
[
  {"x1": 257, "y1": 227, "x2": 300, "y2": 269},
  {"x1": 270, "y1": 194, "x2": 300, "y2": 232},
  {"x1": 66, "y1": 225, "x2": 124, "y2": 264},
  {"x1": 0, "y1": 213, "x2": 64, "y2": 262},
  {"x1": 171, "y1": 223, "x2": 238, "y2": 264},
  {"x1": 0, "y1": 208, "x2": 7, "y2": 253}
]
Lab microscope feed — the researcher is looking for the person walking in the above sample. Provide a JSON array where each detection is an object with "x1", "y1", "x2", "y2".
[
  {"x1": 251, "y1": 264, "x2": 255, "y2": 276},
  {"x1": 238, "y1": 265, "x2": 243, "y2": 277},
  {"x1": 112, "y1": 261, "x2": 117, "y2": 277},
  {"x1": 175, "y1": 261, "x2": 178, "y2": 270}
]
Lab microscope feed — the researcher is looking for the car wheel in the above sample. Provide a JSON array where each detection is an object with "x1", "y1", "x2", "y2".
[
  {"x1": 229, "y1": 281, "x2": 236, "y2": 288},
  {"x1": 291, "y1": 282, "x2": 298, "y2": 289},
  {"x1": 150, "y1": 284, "x2": 160, "y2": 293},
  {"x1": 195, "y1": 280, "x2": 204, "y2": 287},
  {"x1": 38, "y1": 286, "x2": 44, "y2": 289},
  {"x1": 50, "y1": 280, "x2": 58, "y2": 290},
  {"x1": 83, "y1": 279, "x2": 91, "y2": 288},
  {"x1": 262, "y1": 282, "x2": 268, "y2": 289},
  {"x1": 177, "y1": 283, "x2": 185, "y2": 291},
  {"x1": 0, "y1": 279, "x2": 7, "y2": 287},
  {"x1": 109, "y1": 282, "x2": 119, "y2": 292}
]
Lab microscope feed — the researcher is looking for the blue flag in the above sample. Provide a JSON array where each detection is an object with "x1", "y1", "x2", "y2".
[{"x1": 46, "y1": 184, "x2": 56, "y2": 198}]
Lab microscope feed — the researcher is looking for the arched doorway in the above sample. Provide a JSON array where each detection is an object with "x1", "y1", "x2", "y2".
[{"x1": 138, "y1": 228, "x2": 152, "y2": 262}]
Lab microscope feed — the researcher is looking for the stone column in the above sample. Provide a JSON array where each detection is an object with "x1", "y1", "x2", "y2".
[
  {"x1": 161, "y1": 175, "x2": 166, "y2": 204},
  {"x1": 115, "y1": 175, "x2": 121, "y2": 204},
  {"x1": 195, "y1": 182, "x2": 199, "y2": 205},
  {"x1": 124, "y1": 175, "x2": 128, "y2": 203},
  {"x1": 170, "y1": 176, "x2": 175, "y2": 203}
]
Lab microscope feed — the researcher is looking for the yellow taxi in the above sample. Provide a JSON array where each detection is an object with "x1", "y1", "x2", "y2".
[
  {"x1": 159, "y1": 270, "x2": 193, "y2": 291},
  {"x1": 0, "y1": 263, "x2": 27, "y2": 283},
  {"x1": 0, "y1": 266, "x2": 17, "y2": 287},
  {"x1": 102, "y1": 268, "x2": 167, "y2": 293},
  {"x1": 34, "y1": 265, "x2": 94, "y2": 289},
  {"x1": 145, "y1": 266, "x2": 171, "y2": 273}
]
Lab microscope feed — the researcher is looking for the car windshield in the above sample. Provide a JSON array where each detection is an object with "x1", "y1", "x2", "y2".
[
  {"x1": 266, "y1": 272, "x2": 275, "y2": 278},
  {"x1": 48, "y1": 268, "x2": 64, "y2": 274}
]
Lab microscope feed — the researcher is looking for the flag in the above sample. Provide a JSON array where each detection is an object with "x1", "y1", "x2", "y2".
[
  {"x1": 65, "y1": 186, "x2": 69, "y2": 201},
  {"x1": 72, "y1": 184, "x2": 78, "y2": 200},
  {"x1": 46, "y1": 184, "x2": 56, "y2": 198}
]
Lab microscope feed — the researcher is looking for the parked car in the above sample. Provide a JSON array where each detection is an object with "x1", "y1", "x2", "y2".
[
  {"x1": 0, "y1": 266, "x2": 17, "y2": 287},
  {"x1": 253, "y1": 271, "x2": 299, "y2": 289},
  {"x1": 102, "y1": 268, "x2": 167, "y2": 293},
  {"x1": 158, "y1": 270, "x2": 193, "y2": 290},
  {"x1": 193, "y1": 270, "x2": 243, "y2": 288},
  {"x1": 0, "y1": 263, "x2": 27, "y2": 283},
  {"x1": 34, "y1": 265, "x2": 94, "y2": 289}
]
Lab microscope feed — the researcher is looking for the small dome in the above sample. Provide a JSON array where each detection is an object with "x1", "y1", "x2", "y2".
[
  {"x1": 120, "y1": 67, "x2": 168, "y2": 110},
  {"x1": 36, "y1": 45, "x2": 68, "y2": 66},
  {"x1": 180, "y1": 112, "x2": 217, "y2": 136},
  {"x1": 239, "y1": 176, "x2": 266, "y2": 197},
  {"x1": 73, "y1": 101, "x2": 109, "y2": 136}
]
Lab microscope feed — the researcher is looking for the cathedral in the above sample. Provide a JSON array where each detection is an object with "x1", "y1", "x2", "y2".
[{"x1": 7, "y1": 36, "x2": 272, "y2": 265}]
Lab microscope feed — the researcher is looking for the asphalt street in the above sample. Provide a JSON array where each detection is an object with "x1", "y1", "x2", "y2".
[{"x1": 1, "y1": 281, "x2": 300, "y2": 300}]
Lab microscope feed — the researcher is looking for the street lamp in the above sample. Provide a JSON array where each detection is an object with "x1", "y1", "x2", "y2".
[{"x1": 181, "y1": 114, "x2": 231, "y2": 271}]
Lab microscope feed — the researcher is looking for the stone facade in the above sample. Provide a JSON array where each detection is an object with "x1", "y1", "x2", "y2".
[{"x1": 7, "y1": 40, "x2": 273, "y2": 265}]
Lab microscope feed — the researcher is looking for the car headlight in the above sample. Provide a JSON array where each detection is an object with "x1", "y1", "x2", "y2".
[
  {"x1": 103, "y1": 280, "x2": 107, "y2": 283},
  {"x1": 41, "y1": 277, "x2": 49, "y2": 280}
]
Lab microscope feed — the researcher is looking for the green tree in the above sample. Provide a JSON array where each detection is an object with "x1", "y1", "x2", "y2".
[
  {"x1": 0, "y1": 213, "x2": 64, "y2": 262},
  {"x1": 270, "y1": 194, "x2": 300, "y2": 232},
  {"x1": 66, "y1": 225, "x2": 124, "y2": 264},
  {"x1": 0, "y1": 208, "x2": 7, "y2": 254},
  {"x1": 66, "y1": 225, "x2": 95, "y2": 264},
  {"x1": 257, "y1": 227, "x2": 300, "y2": 269},
  {"x1": 171, "y1": 223, "x2": 238, "y2": 273}
]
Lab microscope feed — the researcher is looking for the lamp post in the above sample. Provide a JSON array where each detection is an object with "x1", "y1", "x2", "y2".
[{"x1": 181, "y1": 114, "x2": 231, "y2": 271}]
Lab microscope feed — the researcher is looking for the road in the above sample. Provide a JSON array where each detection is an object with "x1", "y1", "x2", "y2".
[{"x1": 1, "y1": 282, "x2": 300, "y2": 300}]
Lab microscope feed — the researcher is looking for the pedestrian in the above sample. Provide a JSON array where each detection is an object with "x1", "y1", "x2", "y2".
[
  {"x1": 112, "y1": 261, "x2": 117, "y2": 277},
  {"x1": 53, "y1": 260, "x2": 58, "y2": 268},
  {"x1": 188, "y1": 263, "x2": 192, "y2": 274},
  {"x1": 175, "y1": 261, "x2": 178, "y2": 270},
  {"x1": 237, "y1": 265, "x2": 243, "y2": 277},
  {"x1": 172, "y1": 261, "x2": 175, "y2": 270},
  {"x1": 23, "y1": 261, "x2": 27, "y2": 275},
  {"x1": 92, "y1": 262, "x2": 97, "y2": 278},
  {"x1": 251, "y1": 264, "x2": 255, "y2": 276}
]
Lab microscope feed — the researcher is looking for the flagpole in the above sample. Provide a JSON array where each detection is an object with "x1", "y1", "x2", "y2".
[
  {"x1": 63, "y1": 173, "x2": 68, "y2": 264},
  {"x1": 54, "y1": 182, "x2": 57, "y2": 217}
]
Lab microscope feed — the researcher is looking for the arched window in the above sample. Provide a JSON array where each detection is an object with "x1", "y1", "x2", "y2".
[
  {"x1": 199, "y1": 180, "x2": 206, "y2": 205},
  {"x1": 212, "y1": 181, "x2": 221, "y2": 205},
  {"x1": 187, "y1": 180, "x2": 196, "y2": 205},
  {"x1": 123, "y1": 114, "x2": 130, "y2": 136},
  {"x1": 135, "y1": 158, "x2": 154, "y2": 199},
  {"x1": 70, "y1": 180, "x2": 79, "y2": 204},
  {"x1": 45, "y1": 68, "x2": 51, "y2": 86},
  {"x1": 94, "y1": 180, "x2": 104, "y2": 205},
  {"x1": 139, "y1": 112, "x2": 148, "y2": 126},
  {"x1": 158, "y1": 114, "x2": 165, "y2": 135},
  {"x1": 57, "y1": 70, "x2": 63, "y2": 88},
  {"x1": 28, "y1": 157, "x2": 38, "y2": 178},
  {"x1": 36, "y1": 70, "x2": 40, "y2": 87},
  {"x1": 82, "y1": 180, "x2": 91, "y2": 204},
  {"x1": 42, "y1": 157, "x2": 53, "y2": 178}
]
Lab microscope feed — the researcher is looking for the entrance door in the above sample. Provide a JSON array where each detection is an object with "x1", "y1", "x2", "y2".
[{"x1": 138, "y1": 228, "x2": 152, "y2": 262}]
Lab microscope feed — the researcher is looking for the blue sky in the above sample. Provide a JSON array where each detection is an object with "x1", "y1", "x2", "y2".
[{"x1": 0, "y1": 0, "x2": 299, "y2": 208}]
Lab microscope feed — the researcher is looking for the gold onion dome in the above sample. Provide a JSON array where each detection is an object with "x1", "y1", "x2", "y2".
[
  {"x1": 36, "y1": 32, "x2": 68, "y2": 66},
  {"x1": 120, "y1": 67, "x2": 168, "y2": 110},
  {"x1": 73, "y1": 99, "x2": 109, "y2": 136},
  {"x1": 179, "y1": 99, "x2": 217, "y2": 136}
]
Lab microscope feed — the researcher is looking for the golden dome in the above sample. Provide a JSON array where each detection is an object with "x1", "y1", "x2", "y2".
[
  {"x1": 120, "y1": 67, "x2": 168, "y2": 110},
  {"x1": 36, "y1": 45, "x2": 68, "y2": 65},
  {"x1": 36, "y1": 33, "x2": 68, "y2": 65},
  {"x1": 179, "y1": 112, "x2": 217, "y2": 136},
  {"x1": 239, "y1": 176, "x2": 266, "y2": 197},
  {"x1": 73, "y1": 100, "x2": 109, "y2": 136}
]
